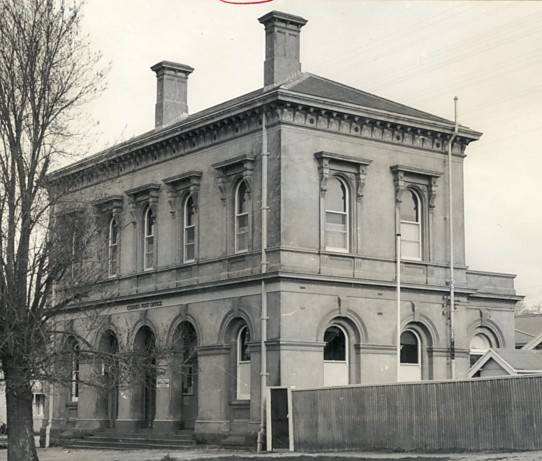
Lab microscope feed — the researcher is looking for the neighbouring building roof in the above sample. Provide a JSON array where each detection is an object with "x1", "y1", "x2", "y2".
[
  {"x1": 515, "y1": 313, "x2": 542, "y2": 348},
  {"x1": 468, "y1": 348, "x2": 542, "y2": 378}
]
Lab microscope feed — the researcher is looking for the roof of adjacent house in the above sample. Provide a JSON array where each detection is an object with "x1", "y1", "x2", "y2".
[
  {"x1": 515, "y1": 313, "x2": 542, "y2": 347},
  {"x1": 48, "y1": 72, "x2": 481, "y2": 182},
  {"x1": 468, "y1": 348, "x2": 542, "y2": 378}
]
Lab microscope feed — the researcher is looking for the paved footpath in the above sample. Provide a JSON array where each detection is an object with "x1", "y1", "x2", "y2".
[{"x1": 2, "y1": 448, "x2": 542, "y2": 461}]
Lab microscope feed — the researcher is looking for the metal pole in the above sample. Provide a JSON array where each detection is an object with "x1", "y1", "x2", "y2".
[
  {"x1": 257, "y1": 110, "x2": 269, "y2": 452},
  {"x1": 448, "y1": 97, "x2": 459, "y2": 380},
  {"x1": 396, "y1": 199, "x2": 402, "y2": 381}
]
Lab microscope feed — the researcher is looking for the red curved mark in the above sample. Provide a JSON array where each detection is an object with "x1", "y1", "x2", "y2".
[{"x1": 219, "y1": 0, "x2": 274, "y2": 4}]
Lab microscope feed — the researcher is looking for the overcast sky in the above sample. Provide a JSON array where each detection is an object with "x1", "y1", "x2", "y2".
[{"x1": 78, "y1": 0, "x2": 542, "y2": 305}]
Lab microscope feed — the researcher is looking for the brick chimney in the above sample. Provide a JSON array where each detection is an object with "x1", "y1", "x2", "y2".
[
  {"x1": 151, "y1": 61, "x2": 194, "y2": 127},
  {"x1": 258, "y1": 11, "x2": 308, "y2": 86}
]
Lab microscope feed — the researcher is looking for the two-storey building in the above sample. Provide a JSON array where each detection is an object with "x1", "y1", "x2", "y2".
[{"x1": 47, "y1": 11, "x2": 521, "y2": 443}]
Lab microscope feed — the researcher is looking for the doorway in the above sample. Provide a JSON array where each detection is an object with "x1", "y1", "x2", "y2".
[
  {"x1": 173, "y1": 321, "x2": 198, "y2": 429},
  {"x1": 134, "y1": 326, "x2": 156, "y2": 428}
]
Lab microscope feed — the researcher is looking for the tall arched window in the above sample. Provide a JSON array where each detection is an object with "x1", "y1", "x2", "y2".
[
  {"x1": 66, "y1": 338, "x2": 80, "y2": 402},
  {"x1": 236, "y1": 325, "x2": 251, "y2": 400},
  {"x1": 399, "y1": 329, "x2": 422, "y2": 382},
  {"x1": 183, "y1": 195, "x2": 197, "y2": 262},
  {"x1": 235, "y1": 181, "x2": 249, "y2": 253},
  {"x1": 108, "y1": 217, "x2": 120, "y2": 276},
  {"x1": 143, "y1": 206, "x2": 156, "y2": 270},
  {"x1": 400, "y1": 189, "x2": 422, "y2": 260},
  {"x1": 469, "y1": 333, "x2": 492, "y2": 367},
  {"x1": 323, "y1": 325, "x2": 349, "y2": 386},
  {"x1": 325, "y1": 177, "x2": 349, "y2": 252}
]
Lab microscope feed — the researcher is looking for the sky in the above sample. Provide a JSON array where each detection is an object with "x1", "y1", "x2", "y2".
[{"x1": 78, "y1": 0, "x2": 542, "y2": 306}]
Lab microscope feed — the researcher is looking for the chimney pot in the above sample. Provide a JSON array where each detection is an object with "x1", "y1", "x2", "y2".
[
  {"x1": 258, "y1": 11, "x2": 308, "y2": 86},
  {"x1": 151, "y1": 61, "x2": 194, "y2": 127}
]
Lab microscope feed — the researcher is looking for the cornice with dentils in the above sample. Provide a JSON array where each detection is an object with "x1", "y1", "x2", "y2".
[{"x1": 46, "y1": 87, "x2": 481, "y2": 194}]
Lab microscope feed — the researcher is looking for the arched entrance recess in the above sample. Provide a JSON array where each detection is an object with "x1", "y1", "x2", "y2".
[
  {"x1": 134, "y1": 326, "x2": 156, "y2": 428},
  {"x1": 172, "y1": 321, "x2": 198, "y2": 429},
  {"x1": 99, "y1": 330, "x2": 119, "y2": 428}
]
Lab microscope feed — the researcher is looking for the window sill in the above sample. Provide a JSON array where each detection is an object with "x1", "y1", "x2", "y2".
[{"x1": 230, "y1": 399, "x2": 250, "y2": 406}]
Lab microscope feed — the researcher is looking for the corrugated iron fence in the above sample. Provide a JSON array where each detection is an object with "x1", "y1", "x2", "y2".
[{"x1": 291, "y1": 375, "x2": 542, "y2": 451}]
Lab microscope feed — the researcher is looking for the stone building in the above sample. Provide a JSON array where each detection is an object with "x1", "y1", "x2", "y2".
[{"x1": 47, "y1": 11, "x2": 521, "y2": 442}]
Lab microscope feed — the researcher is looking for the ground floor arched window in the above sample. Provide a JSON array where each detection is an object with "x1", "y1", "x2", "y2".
[
  {"x1": 469, "y1": 332, "x2": 493, "y2": 367},
  {"x1": 236, "y1": 325, "x2": 251, "y2": 400},
  {"x1": 323, "y1": 324, "x2": 349, "y2": 386},
  {"x1": 399, "y1": 329, "x2": 422, "y2": 382}
]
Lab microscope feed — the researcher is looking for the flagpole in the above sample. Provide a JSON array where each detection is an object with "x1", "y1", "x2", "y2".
[
  {"x1": 448, "y1": 97, "x2": 459, "y2": 380},
  {"x1": 395, "y1": 189, "x2": 402, "y2": 382}
]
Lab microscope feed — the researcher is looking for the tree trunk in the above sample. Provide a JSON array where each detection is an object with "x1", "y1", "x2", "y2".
[{"x1": 4, "y1": 361, "x2": 39, "y2": 461}]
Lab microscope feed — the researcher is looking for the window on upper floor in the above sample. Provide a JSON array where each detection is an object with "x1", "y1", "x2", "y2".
[
  {"x1": 325, "y1": 176, "x2": 350, "y2": 252},
  {"x1": 183, "y1": 194, "x2": 197, "y2": 263},
  {"x1": 143, "y1": 205, "x2": 156, "y2": 270},
  {"x1": 108, "y1": 217, "x2": 120, "y2": 277},
  {"x1": 235, "y1": 180, "x2": 250, "y2": 254},
  {"x1": 400, "y1": 189, "x2": 422, "y2": 261}
]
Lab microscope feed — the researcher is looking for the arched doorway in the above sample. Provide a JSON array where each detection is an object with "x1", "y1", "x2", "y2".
[
  {"x1": 99, "y1": 330, "x2": 119, "y2": 428},
  {"x1": 172, "y1": 321, "x2": 198, "y2": 429},
  {"x1": 134, "y1": 326, "x2": 156, "y2": 428}
]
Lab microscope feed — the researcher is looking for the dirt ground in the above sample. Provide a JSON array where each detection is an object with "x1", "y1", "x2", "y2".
[{"x1": 2, "y1": 448, "x2": 542, "y2": 461}]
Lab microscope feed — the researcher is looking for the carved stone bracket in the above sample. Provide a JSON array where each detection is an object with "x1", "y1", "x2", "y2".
[
  {"x1": 314, "y1": 151, "x2": 372, "y2": 200},
  {"x1": 391, "y1": 165, "x2": 442, "y2": 205},
  {"x1": 125, "y1": 183, "x2": 161, "y2": 224},
  {"x1": 212, "y1": 155, "x2": 255, "y2": 206},
  {"x1": 92, "y1": 195, "x2": 124, "y2": 226},
  {"x1": 163, "y1": 171, "x2": 203, "y2": 217},
  {"x1": 429, "y1": 177, "x2": 438, "y2": 209}
]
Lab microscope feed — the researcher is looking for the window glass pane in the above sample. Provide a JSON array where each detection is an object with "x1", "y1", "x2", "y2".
[
  {"x1": 184, "y1": 243, "x2": 195, "y2": 261},
  {"x1": 237, "y1": 214, "x2": 248, "y2": 231},
  {"x1": 325, "y1": 231, "x2": 347, "y2": 250},
  {"x1": 326, "y1": 211, "x2": 347, "y2": 226},
  {"x1": 400, "y1": 190, "x2": 419, "y2": 222},
  {"x1": 110, "y1": 219, "x2": 118, "y2": 244},
  {"x1": 401, "y1": 240, "x2": 420, "y2": 260},
  {"x1": 324, "y1": 326, "x2": 346, "y2": 361},
  {"x1": 145, "y1": 208, "x2": 155, "y2": 236},
  {"x1": 185, "y1": 196, "x2": 196, "y2": 226},
  {"x1": 470, "y1": 334, "x2": 490, "y2": 351},
  {"x1": 236, "y1": 233, "x2": 248, "y2": 252},
  {"x1": 401, "y1": 222, "x2": 420, "y2": 241},
  {"x1": 185, "y1": 227, "x2": 195, "y2": 245},
  {"x1": 237, "y1": 182, "x2": 249, "y2": 214},
  {"x1": 109, "y1": 245, "x2": 118, "y2": 275},
  {"x1": 400, "y1": 331, "x2": 419, "y2": 364},
  {"x1": 326, "y1": 177, "x2": 346, "y2": 212},
  {"x1": 239, "y1": 327, "x2": 250, "y2": 362}
]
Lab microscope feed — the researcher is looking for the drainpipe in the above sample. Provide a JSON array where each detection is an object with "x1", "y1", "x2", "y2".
[
  {"x1": 45, "y1": 283, "x2": 56, "y2": 448},
  {"x1": 448, "y1": 97, "x2": 459, "y2": 380},
  {"x1": 257, "y1": 110, "x2": 269, "y2": 452}
]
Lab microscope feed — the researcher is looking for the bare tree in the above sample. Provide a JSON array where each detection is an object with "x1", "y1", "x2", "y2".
[{"x1": 0, "y1": 0, "x2": 104, "y2": 459}]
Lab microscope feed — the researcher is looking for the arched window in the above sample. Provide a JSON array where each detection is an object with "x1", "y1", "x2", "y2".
[
  {"x1": 143, "y1": 206, "x2": 156, "y2": 270},
  {"x1": 323, "y1": 325, "x2": 349, "y2": 386},
  {"x1": 108, "y1": 217, "x2": 119, "y2": 276},
  {"x1": 400, "y1": 189, "x2": 422, "y2": 260},
  {"x1": 325, "y1": 176, "x2": 349, "y2": 252},
  {"x1": 183, "y1": 195, "x2": 197, "y2": 262},
  {"x1": 399, "y1": 329, "x2": 422, "y2": 382},
  {"x1": 236, "y1": 325, "x2": 251, "y2": 400},
  {"x1": 235, "y1": 181, "x2": 249, "y2": 253},
  {"x1": 470, "y1": 333, "x2": 492, "y2": 367},
  {"x1": 66, "y1": 338, "x2": 80, "y2": 402}
]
